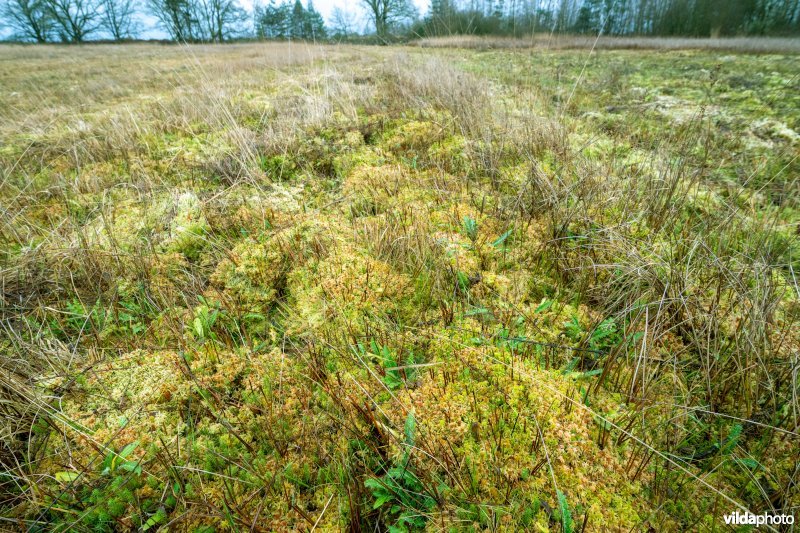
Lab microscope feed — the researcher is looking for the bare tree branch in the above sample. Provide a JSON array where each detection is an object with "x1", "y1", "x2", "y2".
[{"x1": 1, "y1": 0, "x2": 53, "y2": 42}]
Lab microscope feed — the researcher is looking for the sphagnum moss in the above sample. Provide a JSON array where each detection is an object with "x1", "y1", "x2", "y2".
[{"x1": 0, "y1": 43, "x2": 797, "y2": 532}]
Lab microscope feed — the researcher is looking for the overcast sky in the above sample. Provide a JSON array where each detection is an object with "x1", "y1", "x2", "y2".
[{"x1": 0, "y1": 0, "x2": 431, "y2": 40}]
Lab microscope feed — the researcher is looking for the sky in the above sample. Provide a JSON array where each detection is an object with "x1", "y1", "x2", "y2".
[{"x1": 0, "y1": 0, "x2": 431, "y2": 41}]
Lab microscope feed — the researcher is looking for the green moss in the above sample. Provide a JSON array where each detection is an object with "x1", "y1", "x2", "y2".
[
  {"x1": 427, "y1": 134, "x2": 469, "y2": 173},
  {"x1": 332, "y1": 144, "x2": 387, "y2": 178},
  {"x1": 164, "y1": 191, "x2": 210, "y2": 260},
  {"x1": 211, "y1": 220, "x2": 329, "y2": 313}
]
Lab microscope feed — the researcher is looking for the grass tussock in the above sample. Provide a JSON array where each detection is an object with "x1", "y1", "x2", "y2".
[{"x1": 1, "y1": 42, "x2": 799, "y2": 531}]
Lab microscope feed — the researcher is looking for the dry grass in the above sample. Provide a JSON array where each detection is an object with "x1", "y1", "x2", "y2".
[{"x1": 414, "y1": 34, "x2": 800, "y2": 53}]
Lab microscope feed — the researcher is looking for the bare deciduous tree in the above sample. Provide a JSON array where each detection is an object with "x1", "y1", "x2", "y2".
[
  {"x1": 195, "y1": 0, "x2": 247, "y2": 41},
  {"x1": 100, "y1": 0, "x2": 139, "y2": 39},
  {"x1": 148, "y1": 0, "x2": 198, "y2": 41},
  {"x1": 360, "y1": 0, "x2": 417, "y2": 41},
  {"x1": 1, "y1": 0, "x2": 53, "y2": 42},
  {"x1": 45, "y1": 0, "x2": 102, "y2": 42},
  {"x1": 149, "y1": 0, "x2": 246, "y2": 42},
  {"x1": 330, "y1": 6, "x2": 356, "y2": 38}
]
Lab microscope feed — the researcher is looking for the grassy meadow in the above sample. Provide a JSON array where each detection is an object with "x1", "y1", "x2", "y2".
[{"x1": 1, "y1": 41, "x2": 799, "y2": 531}]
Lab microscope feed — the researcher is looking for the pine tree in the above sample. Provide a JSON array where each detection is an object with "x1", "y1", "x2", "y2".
[
  {"x1": 303, "y1": 0, "x2": 326, "y2": 39},
  {"x1": 255, "y1": 0, "x2": 291, "y2": 38},
  {"x1": 289, "y1": 0, "x2": 304, "y2": 38}
]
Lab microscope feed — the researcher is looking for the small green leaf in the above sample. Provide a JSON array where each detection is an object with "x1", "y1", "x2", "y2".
[
  {"x1": 119, "y1": 441, "x2": 138, "y2": 459},
  {"x1": 733, "y1": 457, "x2": 762, "y2": 470},
  {"x1": 193, "y1": 316, "x2": 204, "y2": 338},
  {"x1": 457, "y1": 271, "x2": 470, "y2": 291},
  {"x1": 462, "y1": 216, "x2": 478, "y2": 241},
  {"x1": 55, "y1": 471, "x2": 80, "y2": 483},
  {"x1": 383, "y1": 371, "x2": 403, "y2": 390},
  {"x1": 365, "y1": 478, "x2": 384, "y2": 490},
  {"x1": 720, "y1": 424, "x2": 743, "y2": 455},
  {"x1": 557, "y1": 490, "x2": 573, "y2": 533},
  {"x1": 491, "y1": 228, "x2": 513, "y2": 248},
  {"x1": 102, "y1": 450, "x2": 115, "y2": 473},
  {"x1": 404, "y1": 411, "x2": 416, "y2": 448},
  {"x1": 119, "y1": 461, "x2": 142, "y2": 475},
  {"x1": 374, "y1": 494, "x2": 392, "y2": 509}
]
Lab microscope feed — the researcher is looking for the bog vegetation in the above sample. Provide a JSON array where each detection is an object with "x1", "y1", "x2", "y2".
[{"x1": 0, "y1": 42, "x2": 799, "y2": 531}]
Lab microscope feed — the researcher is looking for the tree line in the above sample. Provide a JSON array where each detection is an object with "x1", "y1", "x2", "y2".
[
  {"x1": 418, "y1": 0, "x2": 800, "y2": 37},
  {"x1": 0, "y1": 0, "x2": 250, "y2": 42},
  {"x1": 255, "y1": 0, "x2": 326, "y2": 39},
  {"x1": 2, "y1": 0, "x2": 799, "y2": 43}
]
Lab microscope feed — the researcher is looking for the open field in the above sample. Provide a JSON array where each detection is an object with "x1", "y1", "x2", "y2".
[
  {"x1": 1, "y1": 42, "x2": 799, "y2": 531},
  {"x1": 414, "y1": 34, "x2": 800, "y2": 53}
]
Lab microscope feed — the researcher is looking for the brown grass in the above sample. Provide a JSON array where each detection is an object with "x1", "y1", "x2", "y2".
[{"x1": 414, "y1": 34, "x2": 800, "y2": 53}]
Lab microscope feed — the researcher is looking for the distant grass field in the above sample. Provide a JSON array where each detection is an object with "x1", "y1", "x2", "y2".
[
  {"x1": 414, "y1": 34, "x2": 800, "y2": 53},
  {"x1": 1, "y1": 42, "x2": 798, "y2": 531}
]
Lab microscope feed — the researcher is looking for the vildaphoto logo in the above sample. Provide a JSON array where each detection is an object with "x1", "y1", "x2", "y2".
[{"x1": 723, "y1": 511, "x2": 794, "y2": 526}]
